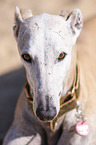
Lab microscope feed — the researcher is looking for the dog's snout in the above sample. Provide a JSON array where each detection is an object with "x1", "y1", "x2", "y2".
[{"x1": 36, "y1": 106, "x2": 57, "y2": 121}]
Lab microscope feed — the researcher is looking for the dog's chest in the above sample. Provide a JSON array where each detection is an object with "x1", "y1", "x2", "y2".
[
  {"x1": 44, "y1": 110, "x2": 76, "y2": 145},
  {"x1": 45, "y1": 109, "x2": 91, "y2": 145}
]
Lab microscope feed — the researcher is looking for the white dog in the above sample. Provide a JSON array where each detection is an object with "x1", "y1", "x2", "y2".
[{"x1": 3, "y1": 7, "x2": 95, "y2": 145}]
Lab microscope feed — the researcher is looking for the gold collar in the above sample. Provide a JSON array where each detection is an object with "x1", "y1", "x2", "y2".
[{"x1": 24, "y1": 65, "x2": 80, "y2": 132}]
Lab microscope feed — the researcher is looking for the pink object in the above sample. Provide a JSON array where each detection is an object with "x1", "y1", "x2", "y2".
[{"x1": 76, "y1": 121, "x2": 90, "y2": 136}]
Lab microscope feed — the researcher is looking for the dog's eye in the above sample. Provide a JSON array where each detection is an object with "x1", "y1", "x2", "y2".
[
  {"x1": 58, "y1": 52, "x2": 66, "y2": 61},
  {"x1": 22, "y1": 53, "x2": 32, "y2": 63}
]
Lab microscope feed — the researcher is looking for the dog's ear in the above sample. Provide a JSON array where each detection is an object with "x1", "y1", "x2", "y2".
[
  {"x1": 13, "y1": 6, "x2": 32, "y2": 39},
  {"x1": 60, "y1": 9, "x2": 83, "y2": 43}
]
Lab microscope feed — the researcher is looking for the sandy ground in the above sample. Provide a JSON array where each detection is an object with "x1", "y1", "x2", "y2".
[{"x1": 0, "y1": 0, "x2": 96, "y2": 144}]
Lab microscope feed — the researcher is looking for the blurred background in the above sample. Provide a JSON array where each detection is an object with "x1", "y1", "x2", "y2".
[{"x1": 0, "y1": 0, "x2": 96, "y2": 144}]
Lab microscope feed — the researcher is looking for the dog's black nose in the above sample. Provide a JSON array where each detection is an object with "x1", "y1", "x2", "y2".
[{"x1": 36, "y1": 106, "x2": 57, "y2": 121}]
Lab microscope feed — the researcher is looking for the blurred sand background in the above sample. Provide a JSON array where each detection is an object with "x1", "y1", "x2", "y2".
[{"x1": 0, "y1": 0, "x2": 96, "y2": 144}]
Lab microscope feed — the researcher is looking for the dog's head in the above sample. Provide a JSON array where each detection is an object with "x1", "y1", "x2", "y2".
[{"x1": 13, "y1": 7, "x2": 83, "y2": 121}]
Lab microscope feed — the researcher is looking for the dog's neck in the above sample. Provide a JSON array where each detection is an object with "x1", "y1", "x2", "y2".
[{"x1": 24, "y1": 64, "x2": 80, "y2": 131}]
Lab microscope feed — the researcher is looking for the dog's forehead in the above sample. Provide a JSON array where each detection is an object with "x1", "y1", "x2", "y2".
[
  {"x1": 18, "y1": 13, "x2": 72, "y2": 55},
  {"x1": 27, "y1": 13, "x2": 68, "y2": 31}
]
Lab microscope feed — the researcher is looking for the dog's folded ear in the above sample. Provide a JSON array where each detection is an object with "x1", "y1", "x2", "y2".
[
  {"x1": 13, "y1": 6, "x2": 32, "y2": 39},
  {"x1": 60, "y1": 9, "x2": 83, "y2": 43}
]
